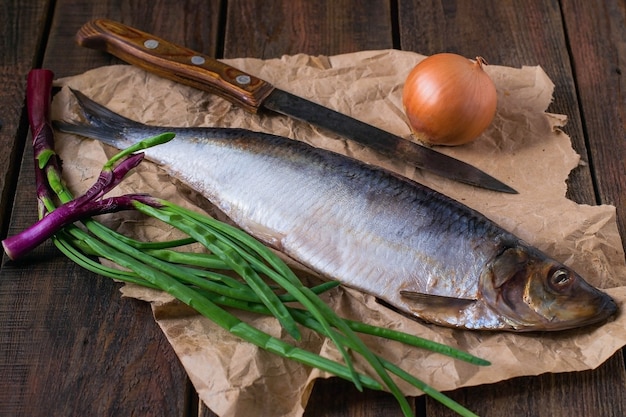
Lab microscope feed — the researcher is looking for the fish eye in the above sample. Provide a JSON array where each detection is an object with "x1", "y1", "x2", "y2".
[{"x1": 549, "y1": 268, "x2": 572, "y2": 289}]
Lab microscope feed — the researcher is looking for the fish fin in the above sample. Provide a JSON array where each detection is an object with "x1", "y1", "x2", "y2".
[
  {"x1": 52, "y1": 120, "x2": 117, "y2": 144},
  {"x1": 490, "y1": 246, "x2": 529, "y2": 288},
  {"x1": 400, "y1": 290, "x2": 476, "y2": 308},
  {"x1": 53, "y1": 89, "x2": 145, "y2": 146}
]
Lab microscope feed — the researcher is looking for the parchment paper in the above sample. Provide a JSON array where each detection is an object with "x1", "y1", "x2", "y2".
[{"x1": 51, "y1": 50, "x2": 626, "y2": 417}]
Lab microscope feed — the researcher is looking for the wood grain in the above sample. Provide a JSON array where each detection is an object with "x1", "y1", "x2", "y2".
[
  {"x1": 1, "y1": 142, "x2": 190, "y2": 416},
  {"x1": 398, "y1": 0, "x2": 626, "y2": 415},
  {"x1": 1, "y1": 1, "x2": 225, "y2": 416},
  {"x1": 561, "y1": 0, "x2": 626, "y2": 244},
  {"x1": 425, "y1": 354, "x2": 626, "y2": 417},
  {"x1": 304, "y1": 378, "x2": 413, "y2": 417},
  {"x1": 222, "y1": 0, "x2": 394, "y2": 59},
  {"x1": 0, "y1": 0, "x2": 50, "y2": 240},
  {"x1": 44, "y1": 0, "x2": 223, "y2": 77}
]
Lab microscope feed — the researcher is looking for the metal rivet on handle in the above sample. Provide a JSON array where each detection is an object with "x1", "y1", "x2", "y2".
[
  {"x1": 144, "y1": 39, "x2": 159, "y2": 49},
  {"x1": 191, "y1": 55, "x2": 205, "y2": 65},
  {"x1": 235, "y1": 75, "x2": 251, "y2": 85}
]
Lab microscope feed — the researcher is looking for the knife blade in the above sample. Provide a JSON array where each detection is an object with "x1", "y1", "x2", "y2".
[{"x1": 75, "y1": 19, "x2": 517, "y2": 193}]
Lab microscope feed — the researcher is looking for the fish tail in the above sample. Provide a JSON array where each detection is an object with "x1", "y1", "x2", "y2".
[{"x1": 53, "y1": 88, "x2": 146, "y2": 147}]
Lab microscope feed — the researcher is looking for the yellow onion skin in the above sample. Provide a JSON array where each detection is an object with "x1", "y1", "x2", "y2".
[{"x1": 402, "y1": 53, "x2": 497, "y2": 146}]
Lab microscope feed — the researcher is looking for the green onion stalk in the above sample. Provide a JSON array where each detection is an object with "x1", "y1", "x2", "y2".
[{"x1": 2, "y1": 69, "x2": 491, "y2": 417}]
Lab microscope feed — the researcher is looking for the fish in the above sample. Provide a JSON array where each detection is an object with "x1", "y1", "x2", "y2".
[{"x1": 53, "y1": 89, "x2": 618, "y2": 332}]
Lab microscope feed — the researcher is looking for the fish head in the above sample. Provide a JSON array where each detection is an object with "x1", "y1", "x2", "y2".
[{"x1": 482, "y1": 244, "x2": 618, "y2": 331}]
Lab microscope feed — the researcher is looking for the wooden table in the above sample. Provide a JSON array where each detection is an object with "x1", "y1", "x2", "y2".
[{"x1": 2, "y1": 1, "x2": 626, "y2": 416}]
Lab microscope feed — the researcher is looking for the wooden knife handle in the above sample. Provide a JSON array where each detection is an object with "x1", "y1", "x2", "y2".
[{"x1": 76, "y1": 19, "x2": 274, "y2": 113}]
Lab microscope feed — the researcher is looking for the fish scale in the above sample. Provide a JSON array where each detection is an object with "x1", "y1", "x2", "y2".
[{"x1": 53, "y1": 89, "x2": 618, "y2": 332}]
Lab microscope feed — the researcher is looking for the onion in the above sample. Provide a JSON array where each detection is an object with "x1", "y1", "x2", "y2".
[{"x1": 402, "y1": 53, "x2": 497, "y2": 146}]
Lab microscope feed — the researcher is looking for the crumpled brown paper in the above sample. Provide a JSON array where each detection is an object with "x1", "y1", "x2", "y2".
[{"x1": 51, "y1": 49, "x2": 626, "y2": 417}]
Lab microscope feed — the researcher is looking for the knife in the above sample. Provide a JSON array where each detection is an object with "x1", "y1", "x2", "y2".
[{"x1": 75, "y1": 19, "x2": 517, "y2": 193}]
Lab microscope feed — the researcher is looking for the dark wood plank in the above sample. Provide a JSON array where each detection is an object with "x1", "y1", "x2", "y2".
[
  {"x1": 0, "y1": 0, "x2": 50, "y2": 239},
  {"x1": 1, "y1": 140, "x2": 191, "y2": 416},
  {"x1": 304, "y1": 379, "x2": 411, "y2": 417},
  {"x1": 222, "y1": 0, "x2": 394, "y2": 59},
  {"x1": 426, "y1": 355, "x2": 626, "y2": 417},
  {"x1": 556, "y1": 2, "x2": 626, "y2": 412},
  {"x1": 1, "y1": 1, "x2": 224, "y2": 416},
  {"x1": 561, "y1": 0, "x2": 626, "y2": 243},
  {"x1": 45, "y1": 0, "x2": 223, "y2": 77},
  {"x1": 398, "y1": 1, "x2": 626, "y2": 416}
]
